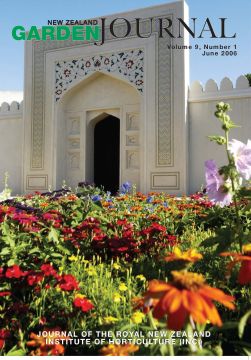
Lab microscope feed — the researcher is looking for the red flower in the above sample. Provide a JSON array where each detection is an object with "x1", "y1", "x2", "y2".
[
  {"x1": 5, "y1": 265, "x2": 26, "y2": 279},
  {"x1": 0, "y1": 268, "x2": 4, "y2": 278},
  {"x1": 221, "y1": 244, "x2": 251, "y2": 285},
  {"x1": 42, "y1": 213, "x2": 54, "y2": 220},
  {"x1": 27, "y1": 272, "x2": 44, "y2": 286},
  {"x1": 151, "y1": 223, "x2": 166, "y2": 232},
  {"x1": 93, "y1": 234, "x2": 106, "y2": 241},
  {"x1": 12, "y1": 213, "x2": 38, "y2": 227},
  {"x1": 40, "y1": 264, "x2": 57, "y2": 277},
  {"x1": 166, "y1": 235, "x2": 178, "y2": 246},
  {"x1": 39, "y1": 317, "x2": 47, "y2": 325},
  {"x1": 73, "y1": 297, "x2": 94, "y2": 312},
  {"x1": 238, "y1": 259, "x2": 251, "y2": 285},
  {"x1": 117, "y1": 219, "x2": 128, "y2": 226},
  {"x1": 0, "y1": 291, "x2": 11, "y2": 297},
  {"x1": 141, "y1": 223, "x2": 166, "y2": 236},
  {"x1": 62, "y1": 227, "x2": 75, "y2": 235},
  {"x1": 0, "y1": 329, "x2": 11, "y2": 349},
  {"x1": 59, "y1": 274, "x2": 79, "y2": 291}
]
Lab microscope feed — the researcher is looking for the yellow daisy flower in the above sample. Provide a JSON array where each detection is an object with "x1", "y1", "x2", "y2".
[
  {"x1": 113, "y1": 292, "x2": 122, "y2": 303},
  {"x1": 68, "y1": 255, "x2": 78, "y2": 262},
  {"x1": 118, "y1": 283, "x2": 128, "y2": 292},
  {"x1": 103, "y1": 316, "x2": 119, "y2": 324},
  {"x1": 131, "y1": 311, "x2": 145, "y2": 324}
]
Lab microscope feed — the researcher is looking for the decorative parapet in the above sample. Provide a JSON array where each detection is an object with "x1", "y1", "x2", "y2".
[
  {"x1": 0, "y1": 101, "x2": 23, "y2": 118},
  {"x1": 189, "y1": 76, "x2": 251, "y2": 102}
]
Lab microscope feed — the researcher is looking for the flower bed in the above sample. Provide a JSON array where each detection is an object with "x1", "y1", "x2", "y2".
[
  {"x1": 0, "y1": 103, "x2": 250, "y2": 356},
  {"x1": 0, "y1": 187, "x2": 249, "y2": 356}
]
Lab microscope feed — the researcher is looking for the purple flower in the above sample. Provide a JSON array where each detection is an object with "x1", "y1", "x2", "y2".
[
  {"x1": 120, "y1": 182, "x2": 132, "y2": 194},
  {"x1": 228, "y1": 139, "x2": 251, "y2": 180},
  {"x1": 146, "y1": 196, "x2": 153, "y2": 203},
  {"x1": 205, "y1": 160, "x2": 232, "y2": 207},
  {"x1": 91, "y1": 195, "x2": 101, "y2": 202}
]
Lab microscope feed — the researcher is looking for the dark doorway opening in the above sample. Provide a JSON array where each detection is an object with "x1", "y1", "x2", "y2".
[{"x1": 94, "y1": 115, "x2": 120, "y2": 194}]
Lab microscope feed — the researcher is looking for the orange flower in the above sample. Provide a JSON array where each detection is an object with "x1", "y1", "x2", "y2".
[
  {"x1": 132, "y1": 296, "x2": 158, "y2": 314},
  {"x1": 144, "y1": 271, "x2": 235, "y2": 330},
  {"x1": 131, "y1": 206, "x2": 142, "y2": 211},
  {"x1": 99, "y1": 344, "x2": 139, "y2": 356},
  {"x1": 164, "y1": 247, "x2": 203, "y2": 263},
  {"x1": 116, "y1": 196, "x2": 127, "y2": 201},
  {"x1": 221, "y1": 244, "x2": 251, "y2": 285},
  {"x1": 27, "y1": 329, "x2": 68, "y2": 356},
  {"x1": 67, "y1": 194, "x2": 78, "y2": 201},
  {"x1": 123, "y1": 213, "x2": 138, "y2": 217},
  {"x1": 102, "y1": 201, "x2": 112, "y2": 208},
  {"x1": 40, "y1": 202, "x2": 49, "y2": 207},
  {"x1": 147, "y1": 214, "x2": 160, "y2": 221}
]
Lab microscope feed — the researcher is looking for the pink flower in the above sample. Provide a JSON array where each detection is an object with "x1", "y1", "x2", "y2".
[
  {"x1": 228, "y1": 139, "x2": 251, "y2": 180},
  {"x1": 205, "y1": 160, "x2": 232, "y2": 207}
]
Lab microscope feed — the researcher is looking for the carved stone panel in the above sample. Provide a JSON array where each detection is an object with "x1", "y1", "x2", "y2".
[
  {"x1": 55, "y1": 49, "x2": 144, "y2": 101},
  {"x1": 68, "y1": 153, "x2": 80, "y2": 170},
  {"x1": 126, "y1": 150, "x2": 139, "y2": 169},
  {"x1": 126, "y1": 134, "x2": 139, "y2": 146},
  {"x1": 69, "y1": 139, "x2": 80, "y2": 149},
  {"x1": 126, "y1": 113, "x2": 139, "y2": 131},
  {"x1": 69, "y1": 118, "x2": 80, "y2": 135}
]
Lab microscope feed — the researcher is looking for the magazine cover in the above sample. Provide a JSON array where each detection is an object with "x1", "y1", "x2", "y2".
[{"x1": 0, "y1": 0, "x2": 250, "y2": 357}]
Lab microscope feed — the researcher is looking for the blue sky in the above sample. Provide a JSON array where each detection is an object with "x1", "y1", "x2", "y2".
[{"x1": 0, "y1": 0, "x2": 250, "y2": 92}]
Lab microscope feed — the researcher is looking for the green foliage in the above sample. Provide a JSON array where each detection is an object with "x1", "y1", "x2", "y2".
[
  {"x1": 245, "y1": 73, "x2": 251, "y2": 87},
  {"x1": 0, "y1": 150, "x2": 250, "y2": 355}
]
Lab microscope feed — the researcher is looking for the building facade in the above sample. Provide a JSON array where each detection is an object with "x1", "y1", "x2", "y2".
[{"x1": 0, "y1": 1, "x2": 250, "y2": 195}]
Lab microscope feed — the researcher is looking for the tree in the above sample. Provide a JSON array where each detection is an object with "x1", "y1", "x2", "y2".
[{"x1": 245, "y1": 74, "x2": 251, "y2": 86}]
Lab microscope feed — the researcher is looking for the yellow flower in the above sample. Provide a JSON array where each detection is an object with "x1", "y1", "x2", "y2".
[
  {"x1": 103, "y1": 316, "x2": 119, "y2": 325},
  {"x1": 81, "y1": 259, "x2": 89, "y2": 264},
  {"x1": 243, "y1": 244, "x2": 251, "y2": 253},
  {"x1": 136, "y1": 274, "x2": 146, "y2": 282},
  {"x1": 164, "y1": 247, "x2": 203, "y2": 263},
  {"x1": 131, "y1": 311, "x2": 145, "y2": 324},
  {"x1": 118, "y1": 283, "x2": 128, "y2": 292},
  {"x1": 113, "y1": 292, "x2": 122, "y2": 303},
  {"x1": 112, "y1": 263, "x2": 121, "y2": 270},
  {"x1": 75, "y1": 293, "x2": 86, "y2": 299},
  {"x1": 68, "y1": 255, "x2": 78, "y2": 262},
  {"x1": 85, "y1": 267, "x2": 97, "y2": 276}
]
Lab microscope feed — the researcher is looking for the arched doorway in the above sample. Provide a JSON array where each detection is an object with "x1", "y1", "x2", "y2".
[
  {"x1": 94, "y1": 115, "x2": 120, "y2": 194},
  {"x1": 55, "y1": 72, "x2": 141, "y2": 191}
]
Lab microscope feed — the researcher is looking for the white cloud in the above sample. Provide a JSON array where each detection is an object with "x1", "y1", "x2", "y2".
[{"x1": 0, "y1": 91, "x2": 23, "y2": 106}]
